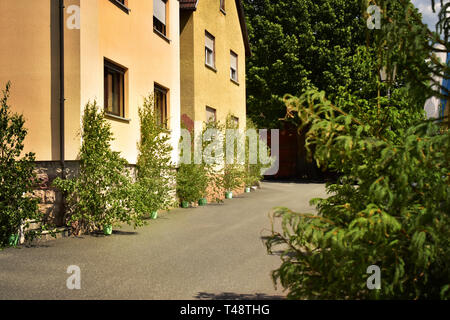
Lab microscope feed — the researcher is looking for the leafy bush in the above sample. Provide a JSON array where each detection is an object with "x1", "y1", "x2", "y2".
[
  {"x1": 176, "y1": 162, "x2": 206, "y2": 204},
  {"x1": 222, "y1": 165, "x2": 244, "y2": 193},
  {"x1": 133, "y1": 95, "x2": 176, "y2": 215},
  {"x1": 0, "y1": 82, "x2": 41, "y2": 247},
  {"x1": 221, "y1": 116, "x2": 245, "y2": 193},
  {"x1": 265, "y1": 90, "x2": 450, "y2": 299},
  {"x1": 244, "y1": 118, "x2": 269, "y2": 187},
  {"x1": 54, "y1": 102, "x2": 142, "y2": 234},
  {"x1": 176, "y1": 122, "x2": 209, "y2": 204},
  {"x1": 201, "y1": 120, "x2": 226, "y2": 202}
]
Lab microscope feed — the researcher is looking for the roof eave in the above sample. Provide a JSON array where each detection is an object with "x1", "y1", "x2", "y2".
[
  {"x1": 235, "y1": 0, "x2": 252, "y2": 57},
  {"x1": 179, "y1": 0, "x2": 199, "y2": 11},
  {"x1": 179, "y1": 0, "x2": 251, "y2": 57}
]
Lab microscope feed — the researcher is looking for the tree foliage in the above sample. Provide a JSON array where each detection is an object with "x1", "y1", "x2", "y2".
[
  {"x1": 244, "y1": 118, "x2": 267, "y2": 187},
  {"x1": 267, "y1": 89, "x2": 449, "y2": 299},
  {"x1": 243, "y1": 0, "x2": 440, "y2": 128},
  {"x1": 0, "y1": 83, "x2": 41, "y2": 247},
  {"x1": 243, "y1": 0, "x2": 374, "y2": 127},
  {"x1": 133, "y1": 95, "x2": 176, "y2": 216},
  {"x1": 221, "y1": 115, "x2": 245, "y2": 193},
  {"x1": 177, "y1": 137, "x2": 208, "y2": 204},
  {"x1": 54, "y1": 102, "x2": 143, "y2": 233},
  {"x1": 264, "y1": 0, "x2": 450, "y2": 299},
  {"x1": 176, "y1": 162, "x2": 207, "y2": 204}
]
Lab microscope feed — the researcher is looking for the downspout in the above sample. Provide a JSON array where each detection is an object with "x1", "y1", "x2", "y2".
[{"x1": 59, "y1": 0, "x2": 66, "y2": 178}]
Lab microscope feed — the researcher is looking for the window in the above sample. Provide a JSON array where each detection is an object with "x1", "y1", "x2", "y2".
[
  {"x1": 206, "y1": 107, "x2": 217, "y2": 123},
  {"x1": 154, "y1": 85, "x2": 168, "y2": 128},
  {"x1": 109, "y1": 0, "x2": 130, "y2": 13},
  {"x1": 220, "y1": 0, "x2": 225, "y2": 12},
  {"x1": 104, "y1": 60, "x2": 126, "y2": 117},
  {"x1": 231, "y1": 116, "x2": 239, "y2": 127},
  {"x1": 230, "y1": 51, "x2": 238, "y2": 82},
  {"x1": 205, "y1": 32, "x2": 215, "y2": 69},
  {"x1": 154, "y1": 0, "x2": 167, "y2": 36}
]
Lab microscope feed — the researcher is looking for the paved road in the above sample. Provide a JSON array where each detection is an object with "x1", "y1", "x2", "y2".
[{"x1": 0, "y1": 182, "x2": 326, "y2": 300}]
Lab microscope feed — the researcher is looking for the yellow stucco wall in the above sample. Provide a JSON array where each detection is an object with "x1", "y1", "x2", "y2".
[
  {"x1": 0, "y1": 0, "x2": 59, "y2": 160},
  {"x1": 65, "y1": 0, "x2": 82, "y2": 161},
  {"x1": 180, "y1": 0, "x2": 247, "y2": 129},
  {"x1": 0, "y1": 0, "x2": 181, "y2": 164},
  {"x1": 180, "y1": 11, "x2": 196, "y2": 128},
  {"x1": 79, "y1": 0, "x2": 181, "y2": 164}
]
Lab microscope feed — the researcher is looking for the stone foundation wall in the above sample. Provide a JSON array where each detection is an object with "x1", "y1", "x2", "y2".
[
  {"x1": 33, "y1": 162, "x2": 253, "y2": 227},
  {"x1": 33, "y1": 161, "x2": 137, "y2": 227},
  {"x1": 33, "y1": 161, "x2": 80, "y2": 227},
  {"x1": 204, "y1": 179, "x2": 246, "y2": 203}
]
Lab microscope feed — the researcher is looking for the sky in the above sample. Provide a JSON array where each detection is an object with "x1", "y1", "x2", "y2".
[{"x1": 411, "y1": 0, "x2": 444, "y2": 32}]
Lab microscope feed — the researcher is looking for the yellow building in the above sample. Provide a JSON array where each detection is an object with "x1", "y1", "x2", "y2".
[
  {"x1": 179, "y1": 0, "x2": 251, "y2": 130},
  {"x1": 0, "y1": 0, "x2": 181, "y2": 165},
  {"x1": 0, "y1": 0, "x2": 181, "y2": 224}
]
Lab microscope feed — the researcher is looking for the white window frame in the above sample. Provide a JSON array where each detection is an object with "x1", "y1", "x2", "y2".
[
  {"x1": 230, "y1": 51, "x2": 238, "y2": 82},
  {"x1": 205, "y1": 31, "x2": 215, "y2": 69},
  {"x1": 154, "y1": 0, "x2": 168, "y2": 36}
]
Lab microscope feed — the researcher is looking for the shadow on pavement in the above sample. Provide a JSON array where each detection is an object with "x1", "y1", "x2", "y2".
[
  {"x1": 263, "y1": 178, "x2": 329, "y2": 184},
  {"x1": 195, "y1": 292, "x2": 285, "y2": 300},
  {"x1": 90, "y1": 230, "x2": 138, "y2": 237}
]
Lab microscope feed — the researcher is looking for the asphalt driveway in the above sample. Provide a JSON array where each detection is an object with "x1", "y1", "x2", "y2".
[{"x1": 0, "y1": 182, "x2": 327, "y2": 300}]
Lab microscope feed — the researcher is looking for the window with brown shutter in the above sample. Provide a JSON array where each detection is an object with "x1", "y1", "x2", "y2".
[
  {"x1": 154, "y1": 0, "x2": 168, "y2": 36},
  {"x1": 104, "y1": 60, "x2": 126, "y2": 118},
  {"x1": 154, "y1": 84, "x2": 169, "y2": 128}
]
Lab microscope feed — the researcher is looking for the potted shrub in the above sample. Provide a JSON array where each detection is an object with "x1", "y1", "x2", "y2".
[
  {"x1": 197, "y1": 172, "x2": 209, "y2": 206},
  {"x1": 243, "y1": 167, "x2": 254, "y2": 193},
  {"x1": 197, "y1": 169, "x2": 209, "y2": 206},
  {"x1": 222, "y1": 164, "x2": 244, "y2": 199},
  {"x1": 177, "y1": 126, "x2": 208, "y2": 207},
  {"x1": 177, "y1": 162, "x2": 204, "y2": 208},
  {"x1": 181, "y1": 201, "x2": 190, "y2": 208},
  {"x1": 103, "y1": 224, "x2": 113, "y2": 236},
  {"x1": 54, "y1": 102, "x2": 143, "y2": 236},
  {"x1": 218, "y1": 115, "x2": 246, "y2": 200},
  {"x1": 8, "y1": 233, "x2": 19, "y2": 247},
  {"x1": 244, "y1": 118, "x2": 271, "y2": 193},
  {"x1": 1, "y1": 82, "x2": 43, "y2": 248},
  {"x1": 133, "y1": 94, "x2": 175, "y2": 222}
]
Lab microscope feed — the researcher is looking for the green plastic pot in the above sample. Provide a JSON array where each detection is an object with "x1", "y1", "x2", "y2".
[
  {"x1": 151, "y1": 211, "x2": 158, "y2": 220},
  {"x1": 225, "y1": 191, "x2": 233, "y2": 199},
  {"x1": 198, "y1": 198, "x2": 207, "y2": 206},
  {"x1": 245, "y1": 187, "x2": 251, "y2": 193},
  {"x1": 181, "y1": 201, "x2": 189, "y2": 208},
  {"x1": 8, "y1": 233, "x2": 19, "y2": 247},
  {"x1": 103, "y1": 224, "x2": 113, "y2": 236}
]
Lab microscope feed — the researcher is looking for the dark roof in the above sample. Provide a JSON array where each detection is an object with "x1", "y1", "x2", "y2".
[
  {"x1": 179, "y1": 0, "x2": 251, "y2": 57},
  {"x1": 179, "y1": 0, "x2": 198, "y2": 10}
]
